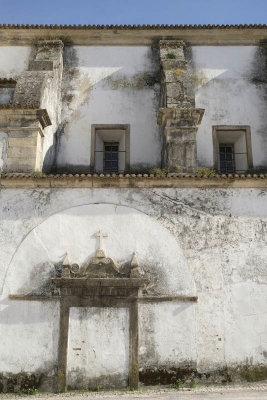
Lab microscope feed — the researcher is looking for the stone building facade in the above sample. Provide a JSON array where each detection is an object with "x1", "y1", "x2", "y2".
[{"x1": 0, "y1": 24, "x2": 267, "y2": 392}]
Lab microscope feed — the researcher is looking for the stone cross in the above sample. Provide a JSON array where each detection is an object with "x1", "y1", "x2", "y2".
[{"x1": 95, "y1": 230, "x2": 108, "y2": 258}]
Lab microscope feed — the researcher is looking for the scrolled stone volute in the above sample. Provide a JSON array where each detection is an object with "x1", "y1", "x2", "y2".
[{"x1": 83, "y1": 255, "x2": 121, "y2": 278}]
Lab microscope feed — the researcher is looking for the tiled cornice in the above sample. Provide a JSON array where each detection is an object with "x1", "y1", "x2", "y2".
[
  {"x1": 0, "y1": 24, "x2": 266, "y2": 29},
  {"x1": 0, "y1": 173, "x2": 267, "y2": 189}
]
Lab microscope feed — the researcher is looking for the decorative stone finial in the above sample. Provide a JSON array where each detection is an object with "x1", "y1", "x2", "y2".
[
  {"x1": 60, "y1": 253, "x2": 80, "y2": 277},
  {"x1": 130, "y1": 252, "x2": 140, "y2": 278},
  {"x1": 61, "y1": 253, "x2": 71, "y2": 277},
  {"x1": 62, "y1": 253, "x2": 70, "y2": 266}
]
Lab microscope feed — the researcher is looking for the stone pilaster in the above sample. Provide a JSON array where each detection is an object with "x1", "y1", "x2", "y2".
[
  {"x1": 158, "y1": 108, "x2": 204, "y2": 174},
  {"x1": 0, "y1": 40, "x2": 63, "y2": 173},
  {"x1": 0, "y1": 107, "x2": 51, "y2": 173},
  {"x1": 158, "y1": 40, "x2": 204, "y2": 173}
]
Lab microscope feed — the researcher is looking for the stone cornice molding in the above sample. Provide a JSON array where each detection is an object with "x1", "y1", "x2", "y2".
[
  {"x1": 159, "y1": 39, "x2": 185, "y2": 48},
  {"x1": 36, "y1": 39, "x2": 64, "y2": 48},
  {"x1": 0, "y1": 108, "x2": 52, "y2": 129},
  {"x1": 0, "y1": 78, "x2": 16, "y2": 87},
  {"x1": 1, "y1": 173, "x2": 267, "y2": 188},
  {"x1": 0, "y1": 26, "x2": 266, "y2": 45}
]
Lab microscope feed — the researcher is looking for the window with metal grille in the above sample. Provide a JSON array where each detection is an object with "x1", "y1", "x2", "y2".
[
  {"x1": 103, "y1": 142, "x2": 119, "y2": 172},
  {"x1": 219, "y1": 144, "x2": 235, "y2": 173},
  {"x1": 91, "y1": 125, "x2": 130, "y2": 173},
  {"x1": 212, "y1": 126, "x2": 253, "y2": 174}
]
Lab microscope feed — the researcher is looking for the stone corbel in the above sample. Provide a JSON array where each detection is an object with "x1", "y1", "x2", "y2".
[
  {"x1": 157, "y1": 108, "x2": 205, "y2": 127},
  {"x1": 13, "y1": 40, "x2": 64, "y2": 108}
]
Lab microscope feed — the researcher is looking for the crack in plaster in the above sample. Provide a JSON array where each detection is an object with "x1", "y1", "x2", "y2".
[{"x1": 149, "y1": 189, "x2": 211, "y2": 217}]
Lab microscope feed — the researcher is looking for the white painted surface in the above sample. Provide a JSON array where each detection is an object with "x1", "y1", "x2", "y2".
[
  {"x1": 224, "y1": 282, "x2": 267, "y2": 364},
  {"x1": 2, "y1": 203, "x2": 194, "y2": 298},
  {"x1": 0, "y1": 187, "x2": 266, "y2": 381},
  {"x1": 40, "y1": 59, "x2": 63, "y2": 168},
  {"x1": 1, "y1": 44, "x2": 266, "y2": 172},
  {"x1": 0, "y1": 300, "x2": 59, "y2": 373},
  {"x1": 193, "y1": 46, "x2": 267, "y2": 168},
  {"x1": 139, "y1": 302, "x2": 196, "y2": 367},
  {"x1": 0, "y1": 46, "x2": 31, "y2": 78},
  {"x1": 67, "y1": 307, "x2": 129, "y2": 388},
  {"x1": 57, "y1": 46, "x2": 161, "y2": 170}
]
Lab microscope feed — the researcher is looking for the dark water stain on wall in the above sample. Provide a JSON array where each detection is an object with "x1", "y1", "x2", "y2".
[
  {"x1": 0, "y1": 364, "x2": 57, "y2": 393},
  {"x1": 249, "y1": 43, "x2": 267, "y2": 162},
  {"x1": 44, "y1": 46, "x2": 80, "y2": 173}
]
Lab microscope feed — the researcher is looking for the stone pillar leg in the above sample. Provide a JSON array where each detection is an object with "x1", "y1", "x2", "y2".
[
  {"x1": 158, "y1": 108, "x2": 204, "y2": 173},
  {"x1": 0, "y1": 107, "x2": 51, "y2": 173}
]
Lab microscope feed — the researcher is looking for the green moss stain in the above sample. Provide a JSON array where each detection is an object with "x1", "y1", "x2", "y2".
[
  {"x1": 104, "y1": 72, "x2": 160, "y2": 90},
  {"x1": 172, "y1": 69, "x2": 184, "y2": 77},
  {"x1": 232, "y1": 365, "x2": 267, "y2": 382},
  {"x1": 166, "y1": 53, "x2": 176, "y2": 60},
  {"x1": 0, "y1": 372, "x2": 42, "y2": 393}
]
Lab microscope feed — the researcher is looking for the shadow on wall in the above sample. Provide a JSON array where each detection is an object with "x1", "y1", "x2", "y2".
[
  {"x1": 193, "y1": 45, "x2": 267, "y2": 168},
  {"x1": 1, "y1": 203, "x2": 196, "y2": 298},
  {"x1": 42, "y1": 45, "x2": 161, "y2": 173},
  {"x1": 192, "y1": 45, "x2": 267, "y2": 99},
  {"x1": 43, "y1": 47, "x2": 80, "y2": 173}
]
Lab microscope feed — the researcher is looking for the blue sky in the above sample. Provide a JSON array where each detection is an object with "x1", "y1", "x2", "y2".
[{"x1": 0, "y1": 0, "x2": 266, "y2": 25}]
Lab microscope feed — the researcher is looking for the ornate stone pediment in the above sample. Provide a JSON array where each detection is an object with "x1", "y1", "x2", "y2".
[
  {"x1": 82, "y1": 254, "x2": 121, "y2": 278},
  {"x1": 56, "y1": 230, "x2": 143, "y2": 280}
]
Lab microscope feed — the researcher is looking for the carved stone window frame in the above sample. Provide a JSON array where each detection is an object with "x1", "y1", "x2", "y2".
[
  {"x1": 212, "y1": 125, "x2": 253, "y2": 172},
  {"x1": 90, "y1": 124, "x2": 130, "y2": 172}
]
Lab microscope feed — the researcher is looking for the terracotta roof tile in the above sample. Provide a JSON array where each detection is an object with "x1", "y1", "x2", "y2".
[
  {"x1": 0, "y1": 24, "x2": 266, "y2": 30},
  {"x1": 1, "y1": 173, "x2": 267, "y2": 179}
]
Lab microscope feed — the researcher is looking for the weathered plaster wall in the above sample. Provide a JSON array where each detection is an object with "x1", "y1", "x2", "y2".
[
  {"x1": 56, "y1": 46, "x2": 161, "y2": 172},
  {"x1": 139, "y1": 301, "x2": 197, "y2": 381},
  {"x1": 0, "y1": 47, "x2": 31, "y2": 78},
  {"x1": 193, "y1": 46, "x2": 267, "y2": 169},
  {"x1": 67, "y1": 307, "x2": 129, "y2": 389},
  {"x1": 1, "y1": 44, "x2": 267, "y2": 173},
  {"x1": 0, "y1": 187, "x2": 267, "y2": 390}
]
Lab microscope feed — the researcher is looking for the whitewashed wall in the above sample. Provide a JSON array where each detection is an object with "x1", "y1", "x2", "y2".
[
  {"x1": 0, "y1": 47, "x2": 31, "y2": 110},
  {"x1": 193, "y1": 46, "x2": 267, "y2": 169},
  {"x1": 0, "y1": 46, "x2": 31, "y2": 78},
  {"x1": 67, "y1": 307, "x2": 129, "y2": 389},
  {"x1": 57, "y1": 46, "x2": 161, "y2": 172},
  {"x1": 0, "y1": 45, "x2": 267, "y2": 172},
  {"x1": 0, "y1": 187, "x2": 266, "y2": 388}
]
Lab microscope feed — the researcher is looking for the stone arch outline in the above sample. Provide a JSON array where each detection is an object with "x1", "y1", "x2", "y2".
[{"x1": 1, "y1": 201, "x2": 196, "y2": 298}]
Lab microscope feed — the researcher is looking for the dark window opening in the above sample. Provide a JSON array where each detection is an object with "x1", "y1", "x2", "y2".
[
  {"x1": 104, "y1": 142, "x2": 119, "y2": 172},
  {"x1": 219, "y1": 144, "x2": 235, "y2": 173}
]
